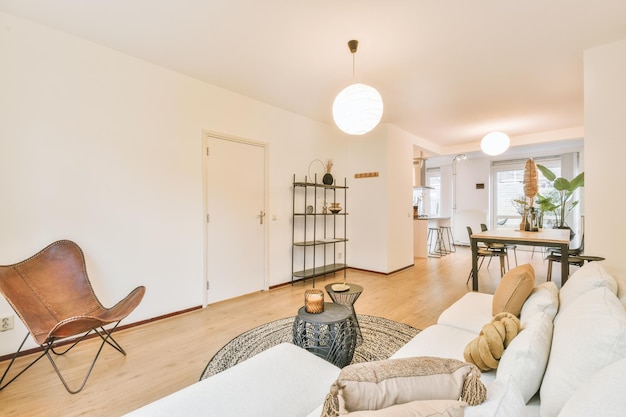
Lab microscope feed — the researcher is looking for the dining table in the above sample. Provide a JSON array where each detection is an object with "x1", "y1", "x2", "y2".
[{"x1": 470, "y1": 228, "x2": 571, "y2": 291}]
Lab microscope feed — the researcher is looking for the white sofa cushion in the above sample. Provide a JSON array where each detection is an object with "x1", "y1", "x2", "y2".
[
  {"x1": 391, "y1": 324, "x2": 497, "y2": 385},
  {"x1": 496, "y1": 311, "x2": 553, "y2": 403},
  {"x1": 613, "y1": 273, "x2": 626, "y2": 308},
  {"x1": 465, "y1": 376, "x2": 526, "y2": 417},
  {"x1": 123, "y1": 343, "x2": 340, "y2": 417},
  {"x1": 558, "y1": 262, "x2": 617, "y2": 312},
  {"x1": 437, "y1": 292, "x2": 494, "y2": 334},
  {"x1": 520, "y1": 282, "x2": 559, "y2": 324},
  {"x1": 557, "y1": 357, "x2": 626, "y2": 417},
  {"x1": 343, "y1": 399, "x2": 466, "y2": 416},
  {"x1": 539, "y1": 287, "x2": 626, "y2": 417}
]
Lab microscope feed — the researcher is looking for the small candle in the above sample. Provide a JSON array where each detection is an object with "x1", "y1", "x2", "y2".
[{"x1": 304, "y1": 289, "x2": 324, "y2": 314}]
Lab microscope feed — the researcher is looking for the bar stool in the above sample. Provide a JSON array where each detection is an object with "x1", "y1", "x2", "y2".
[
  {"x1": 427, "y1": 227, "x2": 445, "y2": 257},
  {"x1": 439, "y1": 225, "x2": 456, "y2": 253}
]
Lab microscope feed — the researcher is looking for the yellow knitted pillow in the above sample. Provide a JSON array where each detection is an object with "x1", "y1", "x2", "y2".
[{"x1": 463, "y1": 312, "x2": 521, "y2": 371}]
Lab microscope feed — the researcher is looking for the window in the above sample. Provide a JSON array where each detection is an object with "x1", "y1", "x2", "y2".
[{"x1": 491, "y1": 158, "x2": 560, "y2": 229}]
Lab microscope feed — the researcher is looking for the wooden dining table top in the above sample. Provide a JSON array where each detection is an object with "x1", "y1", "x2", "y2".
[{"x1": 471, "y1": 228, "x2": 571, "y2": 245}]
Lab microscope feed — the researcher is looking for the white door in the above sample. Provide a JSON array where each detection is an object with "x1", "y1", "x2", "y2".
[{"x1": 204, "y1": 133, "x2": 266, "y2": 304}]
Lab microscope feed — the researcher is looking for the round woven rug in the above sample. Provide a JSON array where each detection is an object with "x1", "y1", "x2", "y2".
[{"x1": 200, "y1": 314, "x2": 420, "y2": 380}]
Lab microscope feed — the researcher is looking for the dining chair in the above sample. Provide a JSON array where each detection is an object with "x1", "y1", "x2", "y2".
[
  {"x1": 545, "y1": 235, "x2": 586, "y2": 281},
  {"x1": 480, "y1": 223, "x2": 518, "y2": 268},
  {"x1": 466, "y1": 226, "x2": 507, "y2": 285},
  {"x1": 0, "y1": 240, "x2": 146, "y2": 393}
]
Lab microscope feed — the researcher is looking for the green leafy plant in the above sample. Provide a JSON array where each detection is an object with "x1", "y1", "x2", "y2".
[{"x1": 536, "y1": 164, "x2": 585, "y2": 228}]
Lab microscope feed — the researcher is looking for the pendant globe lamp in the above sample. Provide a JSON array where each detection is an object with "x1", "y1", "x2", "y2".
[
  {"x1": 480, "y1": 131, "x2": 510, "y2": 156},
  {"x1": 332, "y1": 40, "x2": 383, "y2": 135}
]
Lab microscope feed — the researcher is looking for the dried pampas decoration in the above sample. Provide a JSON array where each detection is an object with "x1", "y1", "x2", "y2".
[{"x1": 524, "y1": 159, "x2": 538, "y2": 206}]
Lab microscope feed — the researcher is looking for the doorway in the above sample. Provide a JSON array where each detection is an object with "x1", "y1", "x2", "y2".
[{"x1": 202, "y1": 131, "x2": 268, "y2": 305}]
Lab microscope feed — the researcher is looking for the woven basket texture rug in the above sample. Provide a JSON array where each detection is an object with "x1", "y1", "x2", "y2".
[{"x1": 201, "y1": 314, "x2": 420, "y2": 380}]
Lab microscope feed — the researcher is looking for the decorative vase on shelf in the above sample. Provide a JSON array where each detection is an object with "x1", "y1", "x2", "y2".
[{"x1": 322, "y1": 160, "x2": 334, "y2": 185}]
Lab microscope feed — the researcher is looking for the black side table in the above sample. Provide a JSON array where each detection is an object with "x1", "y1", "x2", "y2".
[
  {"x1": 292, "y1": 303, "x2": 356, "y2": 368},
  {"x1": 325, "y1": 283, "x2": 363, "y2": 344}
]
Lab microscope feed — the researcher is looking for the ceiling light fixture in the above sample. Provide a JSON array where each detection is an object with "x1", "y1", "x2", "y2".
[
  {"x1": 480, "y1": 131, "x2": 510, "y2": 156},
  {"x1": 332, "y1": 40, "x2": 383, "y2": 135}
]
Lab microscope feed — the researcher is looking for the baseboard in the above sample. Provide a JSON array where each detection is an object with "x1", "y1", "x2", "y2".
[
  {"x1": 272, "y1": 265, "x2": 415, "y2": 289},
  {"x1": 0, "y1": 305, "x2": 202, "y2": 362}
]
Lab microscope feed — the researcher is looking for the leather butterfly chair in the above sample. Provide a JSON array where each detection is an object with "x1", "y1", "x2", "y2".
[{"x1": 0, "y1": 240, "x2": 145, "y2": 393}]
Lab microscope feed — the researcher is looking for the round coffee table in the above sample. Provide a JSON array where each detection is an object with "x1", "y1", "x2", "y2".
[
  {"x1": 292, "y1": 302, "x2": 356, "y2": 368},
  {"x1": 325, "y1": 283, "x2": 363, "y2": 344}
]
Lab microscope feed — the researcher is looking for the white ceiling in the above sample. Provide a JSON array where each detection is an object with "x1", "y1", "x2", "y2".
[{"x1": 2, "y1": 1, "x2": 625, "y2": 155}]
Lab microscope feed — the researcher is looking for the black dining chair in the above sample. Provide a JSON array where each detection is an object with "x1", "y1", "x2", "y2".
[
  {"x1": 466, "y1": 226, "x2": 507, "y2": 285},
  {"x1": 545, "y1": 235, "x2": 587, "y2": 281},
  {"x1": 480, "y1": 223, "x2": 518, "y2": 268}
]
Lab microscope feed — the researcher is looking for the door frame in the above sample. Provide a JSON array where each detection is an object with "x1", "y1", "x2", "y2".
[{"x1": 201, "y1": 129, "x2": 270, "y2": 308}]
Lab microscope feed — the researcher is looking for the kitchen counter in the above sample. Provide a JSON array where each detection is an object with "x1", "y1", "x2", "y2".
[
  {"x1": 413, "y1": 219, "x2": 428, "y2": 258},
  {"x1": 414, "y1": 217, "x2": 451, "y2": 258}
]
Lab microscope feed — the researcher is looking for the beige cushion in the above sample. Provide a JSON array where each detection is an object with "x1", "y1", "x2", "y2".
[
  {"x1": 496, "y1": 311, "x2": 553, "y2": 403},
  {"x1": 558, "y1": 261, "x2": 617, "y2": 312},
  {"x1": 540, "y1": 287, "x2": 626, "y2": 417},
  {"x1": 321, "y1": 357, "x2": 486, "y2": 417},
  {"x1": 344, "y1": 400, "x2": 466, "y2": 417},
  {"x1": 492, "y1": 264, "x2": 535, "y2": 316},
  {"x1": 557, "y1": 357, "x2": 626, "y2": 417},
  {"x1": 520, "y1": 282, "x2": 559, "y2": 324}
]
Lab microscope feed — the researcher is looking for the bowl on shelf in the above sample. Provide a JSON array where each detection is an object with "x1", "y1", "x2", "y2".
[{"x1": 329, "y1": 207, "x2": 342, "y2": 214}]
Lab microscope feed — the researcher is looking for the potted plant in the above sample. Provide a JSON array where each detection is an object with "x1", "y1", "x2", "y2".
[{"x1": 536, "y1": 164, "x2": 585, "y2": 229}]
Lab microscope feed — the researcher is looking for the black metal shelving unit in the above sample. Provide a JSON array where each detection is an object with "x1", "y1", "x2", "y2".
[{"x1": 291, "y1": 174, "x2": 348, "y2": 286}]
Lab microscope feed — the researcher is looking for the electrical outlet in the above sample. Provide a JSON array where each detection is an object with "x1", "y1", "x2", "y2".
[{"x1": 1, "y1": 315, "x2": 14, "y2": 331}]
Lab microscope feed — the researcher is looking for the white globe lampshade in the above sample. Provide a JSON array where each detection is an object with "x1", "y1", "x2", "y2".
[
  {"x1": 481, "y1": 131, "x2": 510, "y2": 156},
  {"x1": 332, "y1": 83, "x2": 384, "y2": 135}
]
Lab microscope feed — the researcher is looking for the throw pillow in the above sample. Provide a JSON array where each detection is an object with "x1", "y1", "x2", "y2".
[
  {"x1": 519, "y1": 281, "x2": 559, "y2": 324},
  {"x1": 463, "y1": 312, "x2": 521, "y2": 371},
  {"x1": 539, "y1": 287, "x2": 626, "y2": 417},
  {"x1": 558, "y1": 261, "x2": 617, "y2": 313},
  {"x1": 557, "y1": 357, "x2": 626, "y2": 417},
  {"x1": 496, "y1": 311, "x2": 553, "y2": 403},
  {"x1": 320, "y1": 357, "x2": 486, "y2": 417},
  {"x1": 492, "y1": 264, "x2": 535, "y2": 316},
  {"x1": 344, "y1": 399, "x2": 467, "y2": 417}
]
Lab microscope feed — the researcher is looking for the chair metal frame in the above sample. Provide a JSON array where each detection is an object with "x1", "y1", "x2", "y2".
[
  {"x1": 466, "y1": 226, "x2": 507, "y2": 285},
  {"x1": 480, "y1": 223, "x2": 518, "y2": 268},
  {"x1": 0, "y1": 240, "x2": 145, "y2": 394}
]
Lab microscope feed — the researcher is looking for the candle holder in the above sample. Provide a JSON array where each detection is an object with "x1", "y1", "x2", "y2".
[{"x1": 304, "y1": 289, "x2": 324, "y2": 314}]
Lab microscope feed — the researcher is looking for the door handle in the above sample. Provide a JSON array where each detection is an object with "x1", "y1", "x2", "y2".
[{"x1": 259, "y1": 211, "x2": 265, "y2": 225}]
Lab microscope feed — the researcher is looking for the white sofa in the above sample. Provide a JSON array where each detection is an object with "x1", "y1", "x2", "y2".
[{"x1": 125, "y1": 262, "x2": 626, "y2": 417}]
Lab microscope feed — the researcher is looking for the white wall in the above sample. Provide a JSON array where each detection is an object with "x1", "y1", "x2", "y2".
[
  {"x1": 0, "y1": 12, "x2": 350, "y2": 355},
  {"x1": 347, "y1": 124, "x2": 414, "y2": 273},
  {"x1": 452, "y1": 158, "x2": 490, "y2": 244},
  {"x1": 385, "y1": 125, "x2": 416, "y2": 272},
  {"x1": 584, "y1": 37, "x2": 626, "y2": 277},
  {"x1": 347, "y1": 130, "x2": 389, "y2": 272}
]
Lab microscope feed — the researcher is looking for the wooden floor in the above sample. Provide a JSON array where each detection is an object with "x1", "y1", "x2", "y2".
[{"x1": 0, "y1": 246, "x2": 558, "y2": 416}]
